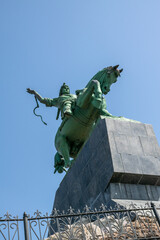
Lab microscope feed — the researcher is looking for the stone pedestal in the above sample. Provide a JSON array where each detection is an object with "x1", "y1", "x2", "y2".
[{"x1": 53, "y1": 118, "x2": 160, "y2": 212}]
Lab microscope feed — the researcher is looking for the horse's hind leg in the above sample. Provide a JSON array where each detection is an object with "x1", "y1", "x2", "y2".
[
  {"x1": 54, "y1": 152, "x2": 65, "y2": 174},
  {"x1": 55, "y1": 134, "x2": 71, "y2": 168}
]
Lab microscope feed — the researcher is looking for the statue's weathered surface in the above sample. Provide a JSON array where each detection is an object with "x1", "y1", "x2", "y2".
[{"x1": 27, "y1": 65, "x2": 125, "y2": 173}]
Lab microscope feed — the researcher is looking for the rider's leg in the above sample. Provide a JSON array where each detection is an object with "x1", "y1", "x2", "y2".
[{"x1": 63, "y1": 101, "x2": 72, "y2": 117}]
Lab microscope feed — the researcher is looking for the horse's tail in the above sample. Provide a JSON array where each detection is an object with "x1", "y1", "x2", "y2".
[{"x1": 54, "y1": 152, "x2": 66, "y2": 174}]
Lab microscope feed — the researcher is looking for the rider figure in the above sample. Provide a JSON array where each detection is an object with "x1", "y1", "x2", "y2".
[
  {"x1": 27, "y1": 83, "x2": 77, "y2": 120},
  {"x1": 57, "y1": 83, "x2": 76, "y2": 120},
  {"x1": 45, "y1": 83, "x2": 77, "y2": 120}
]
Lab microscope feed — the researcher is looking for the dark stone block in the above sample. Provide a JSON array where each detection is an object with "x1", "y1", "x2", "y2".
[
  {"x1": 120, "y1": 153, "x2": 143, "y2": 174},
  {"x1": 139, "y1": 175, "x2": 160, "y2": 185},
  {"x1": 88, "y1": 140, "x2": 112, "y2": 177},
  {"x1": 127, "y1": 136, "x2": 144, "y2": 155},
  {"x1": 112, "y1": 153, "x2": 124, "y2": 172},
  {"x1": 107, "y1": 131, "x2": 117, "y2": 153},
  {"x1": 71, "y1": 148, "x2": 88, "y2": 173},
  {"x1": 130, "y1": 122, "x2": 148, "y2": 137},
  {"x1": 138, "y1": 156, "x2": 160, "y2": 176},
  {"x1": 114, "y1": 119, "x2": 133, "y2": 135},
  {"x1": 145, "y1": 124, "x2": 156, "y2": 137},
  {"x1": 110, "y1": 172, "x2": 124, "y2": 183},
  {"x1": 157, "y1": 187, "x2": 160, "y2": 199},
  {"x1": 78, "y1": 163, "x2": 92, "y2": 191},
  {"x1": 156, "y1": 178, "x2": 160, "y2": 186},
  {"x1": 138, "y1": 185, "x2": 149, "y2": 200},
  {"x1": 50, "y1": 119, "x2": 160, "y2": 235},
  {"x1": 122, "y1": 183, "x2": 132, "y2": 199},
  {"x1": 146, "y1": 185, "x2": 159, "y2": 201},
  {"x1": 52, "y1": 118, "x2": 160, "y2": 213},
  {"x1": 140, "y1": 136, "x2": 160, "y2": 157},
  {"x1": 152, "y1": 186, "x2": 160, "y2": 200},
  {"x1": 97, "y1": 162, "x2": 113, "y2": 191},
  {"x1": 110, "y1": 183, "x2": 160, "y2": 201},
  {"x1": 85, "y1": 119, "x2": 107, "y2": 152},
  {"x1": 67, "y1": 182, "x2": 82, "y2": 207},
  {"x1": 105, "y1": 118, "x2": 116, "y2": 132},
  {"x1": 114, "y1": 134, "x2": 130, "y2": 154},
  {"x1": 80, "y1": 177, "x2": 99, "y2": 206},
  {"x1": 54, "y1": 183, "x2": 68, "y2": 208},
  {"x1": 91, "y1": 192, "x2": 107, "y2": 209},
  {"x1": 128, "y1": 184, "x2": 141, "y2": 200},
  {"x1": 112, "y1": 183, "x2": 126, "y2": 199},
  {"x1": 54, "y1": 193, "x2": 70, "y2": 211},
  {"x1": 114, "y1": 134, "x2": 144, "y2": 156},
  {"x1": 120, "y1": 173, "x2": 143, "y2": 184},
  {"x1": 91, "y1": 118, "x2": 108, "y2": 140}
]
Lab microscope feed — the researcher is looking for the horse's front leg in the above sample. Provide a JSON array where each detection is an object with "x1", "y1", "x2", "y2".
[
  {"x1": 91, "y1": 80, "x2": 103, "y2": 109},
  {"x1": 92, "y1": 80, "x2": 102, "y2": 99},
  {"x1": 77, "y1": 80, "x2": 102, "y2": 109}
]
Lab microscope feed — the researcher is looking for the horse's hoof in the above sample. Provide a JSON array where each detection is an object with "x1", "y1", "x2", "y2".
[{"x1": 65, "y1": 161, "x2": 71, "y2": 168}]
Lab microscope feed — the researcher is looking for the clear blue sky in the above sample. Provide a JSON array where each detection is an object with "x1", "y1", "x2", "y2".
[{"x1": 0, "y1": 0, "x2": 160, "y2": 218}]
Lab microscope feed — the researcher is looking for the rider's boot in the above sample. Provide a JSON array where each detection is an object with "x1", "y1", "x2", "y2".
[{"x1": 63, "y1": 102, "x2": 73, "y2": 117}]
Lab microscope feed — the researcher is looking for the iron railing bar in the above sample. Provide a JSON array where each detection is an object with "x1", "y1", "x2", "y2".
[
  {"x1": 17, "y1": 220, "x2": 20, "y2": 240},
  {"x1": 0, "y1": 229, "x2": 7, "y2": 240},
  {"x1": 11, "y1": 225, "x2": 18, "y2": 240},
  {"x1": 0, "y1": 207, "x2": 154, "y2": 222},
  {"x1": 126, "y1": 210, "x2": 137, "y2": 238},
  {"x1": 0, "y1": 219, "x2": 23, "y2": 222},
  {"x1": 151, "y1": 202, "x2": 160, "y2": 227},
  {"x1": 23, "y1": 212, "x2": 29, "y2": 240},
  {"x1": 26, "y1": 207, "x2": 153, "y2": 220},
  {"x1": 7, "y1": 220, "x2": 10, "y2": 240},
  {"x1": 0, "y1": 206, "x2": 160, "y2": 240}
]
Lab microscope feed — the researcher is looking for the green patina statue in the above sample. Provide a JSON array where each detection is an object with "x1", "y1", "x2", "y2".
[{"x1": 27, "y1": 65, "x2": 125, "y2": 173}]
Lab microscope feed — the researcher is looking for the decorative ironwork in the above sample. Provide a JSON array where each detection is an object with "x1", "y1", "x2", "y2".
[
  {"x1": 0, "y1": 203, "x2": 160, "y2": 239},
  {"x1": 0, "y1": 212, "x2": 22, "y2": 240}
]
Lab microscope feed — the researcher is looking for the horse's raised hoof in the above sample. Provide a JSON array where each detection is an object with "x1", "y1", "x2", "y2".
[{"x1": 64, "y1": 160, "x2": 71, "y2": 168}]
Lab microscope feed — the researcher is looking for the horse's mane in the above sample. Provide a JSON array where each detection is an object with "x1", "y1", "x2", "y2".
[
  {"x1": 85, "y1": 66, "x2": 115, "y2": 88},
  {"x1": 75, "y1": 66, "x2": 118, "y2": 95}
]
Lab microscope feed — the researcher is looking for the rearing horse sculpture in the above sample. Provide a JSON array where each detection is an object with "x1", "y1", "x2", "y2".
[{"x1": 27, "y1": 65, "x2": 124, "y2": 173}]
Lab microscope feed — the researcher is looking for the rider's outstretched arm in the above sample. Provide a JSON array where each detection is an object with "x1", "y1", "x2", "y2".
[
  {"x1": 26, "y1": 88, "x2": 58, "y2": 107},
  {"x1": 27, "y1": 88, "x2": 46, "y2": 103}
]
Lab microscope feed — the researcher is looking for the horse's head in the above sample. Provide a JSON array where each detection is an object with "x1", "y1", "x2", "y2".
[{"x1": 91, "y1": 65, "x2": 123, "y2": 95}]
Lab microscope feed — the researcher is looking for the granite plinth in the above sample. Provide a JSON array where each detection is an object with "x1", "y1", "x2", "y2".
[{"x1": 53, "y1": 118, "x2": 160, "y2": 212}]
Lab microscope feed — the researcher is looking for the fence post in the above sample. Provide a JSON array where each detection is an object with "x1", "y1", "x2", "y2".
[
  {"x1": 151, "y1": 202, "x2": 160, "y2": 226},
  {"x1": 23, "y1": 212, "x2": 30, "y2": 240}
]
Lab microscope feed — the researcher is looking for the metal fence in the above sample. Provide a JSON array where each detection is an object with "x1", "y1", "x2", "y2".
[{"x1": 0, "y1": 202, "x2": 160, "y2": 240}]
